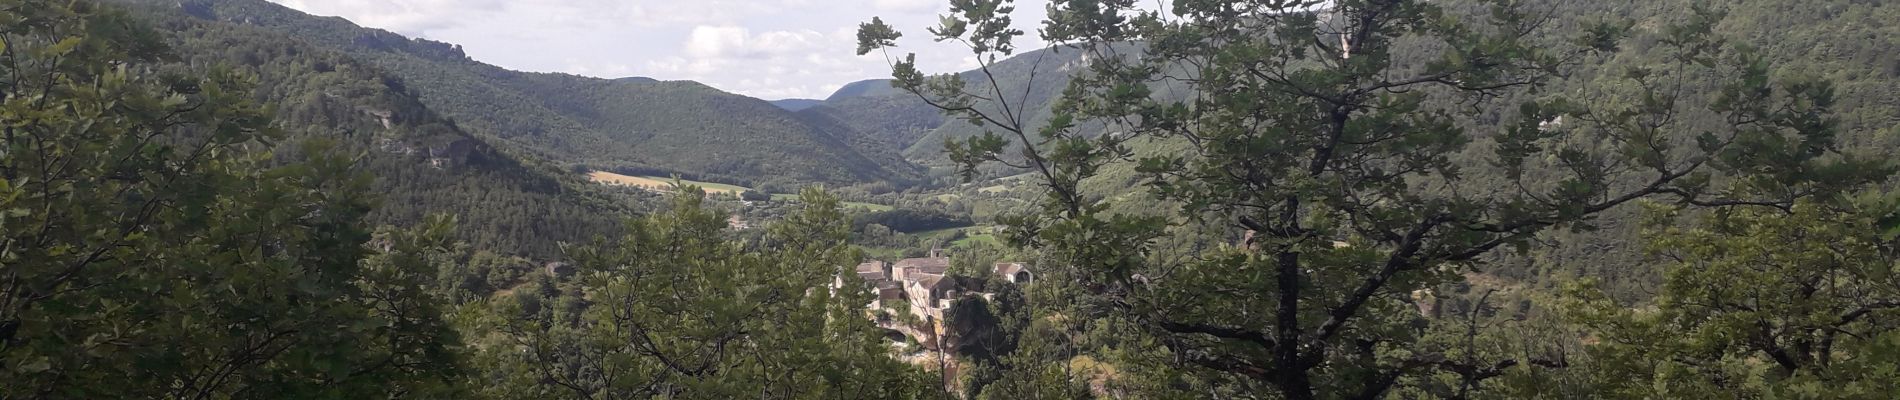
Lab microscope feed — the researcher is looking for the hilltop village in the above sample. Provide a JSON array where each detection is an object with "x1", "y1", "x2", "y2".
[{"x1": 835, "y1": 251, "x2": 1034, "y2": 355}]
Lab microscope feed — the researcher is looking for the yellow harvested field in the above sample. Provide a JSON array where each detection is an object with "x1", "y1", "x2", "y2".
[
  {"x1": 586, "y1": 171, "x2": 746, "y2": 194},
  {"x1": 587, "y1": 171, "x2": 668, "y2": 188}
]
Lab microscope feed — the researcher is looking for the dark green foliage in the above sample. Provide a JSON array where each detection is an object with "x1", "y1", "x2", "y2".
[
  {"x1": 1553, "y1": 197, "x2": 1900, "y2": 398},
  {"x1": 1480, "y1": 0, "x2": 1900, "y2": 297},
  {"x1": 738, "y1": 189, "x2": 770, "y2": 202},
  {"x1": 434, "y1": 249, "x2": 537, "y2": 304},
  {"x1": 464, "y1": 189, "x2": 937, "y2": 399},
  {"x1": 768, "y1": 98, "x2": 822, "y2": 111},
  {"x1": 843, "y1": 0, "x2": 1900, "y2": 300},
  {"x1": 855, "y1": 208, "x2": 975, "y2": 233},
  {"x1": 351, "y1": 215, "x2": 475, "y2": 397},
  {"x1": 797, "y1": 95, "x2": 945, "y2": 156},
  {"x1": 943, "y1": 282, "x2": 1030, "y2": 397},
  {"x1": 864, "y1": 0, "x2": 1894, "y2": 398},
  {"x1": 792, "y1": 96, "x2": 938, "y2": 179},
  {"x1": 0, "y1": 2, "x2": 463, "y2": 396}
]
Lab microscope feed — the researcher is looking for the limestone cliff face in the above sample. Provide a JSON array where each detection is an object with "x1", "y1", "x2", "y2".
[
  {"x1": 377, "y1": 137, "x2": 478, "y2": 169},
  {"x1": 425, "y1": 138, "x2": 476, "y2": 169},
  {"x1": 364, "y1": 107, "x2": 475, "y2": 169},
  {"x1": 349, "y1": 31, "x2": 471, "y2": 63}
]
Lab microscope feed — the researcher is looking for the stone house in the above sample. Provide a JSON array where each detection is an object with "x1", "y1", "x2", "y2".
[
  {"x1": 855, "y1": 260, "x2": 891, "y2": 281},
  {"x1": 891, "y1": 256, "x2": 949, "y2": 282},
  {"x1": 906, "y1": 274, "x2": 963, "y2": 321},
  {"x1": 993, "y1": 262, "x2": 1033, "y2": 284},
  {"x1": 838, "y1": 256, "x2": 1037, "y2": 349}
]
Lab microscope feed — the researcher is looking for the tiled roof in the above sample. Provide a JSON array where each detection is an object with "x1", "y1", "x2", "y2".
[
  {"x1": 993, "y1": 262, "x2": 1028, "y2": 276},
  {"x1": 914, "y1": 274, "x2": 952, "y2": 291},
  {"x1": 894, "y1": 257, "x2": 950, "y2": 274},
  {"x1": 914, "y1": 274, "x2": 938, "y2": 288}
]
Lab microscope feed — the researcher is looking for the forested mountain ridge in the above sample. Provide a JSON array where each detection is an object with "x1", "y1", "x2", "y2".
[
  {"x1": 792, "y1": 95, "x2": 947, "y2": 171},
  {"x1": 111, "y1": 1, "x2": 639, "y2": 258},
  {"x1": 807, "y1": 47, "x2": 1092, "y2": 162},
  {"x1": 825, "y1": 78, "x2": 906, "y2": 101},
  {"x1": 127, "y1": 0, "x2": 926, "y2": 187},
  {"x1": 770, "y1": 98, "x2": 824, "y2": 111}
]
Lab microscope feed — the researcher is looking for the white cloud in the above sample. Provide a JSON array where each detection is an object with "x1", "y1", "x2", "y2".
[
  {"x1": 644, "y1": 56, "x2": 729, "y2": 77},
  {"x1": 267, "y1": 0, "x2": 1071, "y2": 99},
  {"x1": 562, "y1": 60, "x2": 636, "y2": 77},
  {"x1": 751, "y1": 30, "x2": 828, "y2": 55},
  {"x1": 871, "y1": 0, "x2": 941, "y2": 13},
  {"x1": 683, "y1": 26, "x2": 829, "y2": 60},
  {"x1": 622, "y1": 0, "x2": 809, "y2": 27},
  {"x1": 275, "y1": 0, "x2": 506, "y2": 36},
  {"x1": 685, "y1": 26, "x2": 749, "y2": 58}
]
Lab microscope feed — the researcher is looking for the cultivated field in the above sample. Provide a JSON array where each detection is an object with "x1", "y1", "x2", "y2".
[
  {"x1": 587, "y1": 171, "x2": 748, "y2": 194},
  {"x1": 588, "y1": 171, "x2": 893, "y2": 210}
]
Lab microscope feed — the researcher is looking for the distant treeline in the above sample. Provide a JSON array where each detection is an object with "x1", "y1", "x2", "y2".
[{"x1": 853, "y1": 208, "x2": 974, "y2": 233}]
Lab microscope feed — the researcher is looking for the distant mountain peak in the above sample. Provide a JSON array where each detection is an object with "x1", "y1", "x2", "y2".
[{"x1": 824, "y1": 79, "x2": 897, "y2": 102}]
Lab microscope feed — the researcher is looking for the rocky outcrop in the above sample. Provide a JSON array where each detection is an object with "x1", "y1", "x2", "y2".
[
  {"x1": 350, "y1": 31, "x2": 469, "y2": 63},
  {"x1": 425, "y1": 139, "x2": 475, "y2": 169}
]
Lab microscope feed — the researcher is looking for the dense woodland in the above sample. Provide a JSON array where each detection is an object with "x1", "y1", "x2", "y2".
[
  {"x1": 871, "y1": 0, "x2": 1900, "y2": 398},
  {"x1": 5, "y1": 0, "x2": 1900, "y2": 398},
  {"x1": 135, "y1": 1, "x2": 644, "y2": 258}
]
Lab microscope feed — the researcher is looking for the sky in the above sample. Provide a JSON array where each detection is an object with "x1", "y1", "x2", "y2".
[{"x1": 265, "y1": 0, "x2": 1061, "y2": 100}]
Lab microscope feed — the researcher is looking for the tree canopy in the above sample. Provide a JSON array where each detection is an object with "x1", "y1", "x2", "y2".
[
  {"x1": 0, "y1": 1, "x2": 462, "y2": 396},
  {"x1": 11, "y1": 0, "x2": 1900, "y2": 398},
  {"x1": 861, "y1": 0, "x2": 1893, "y2": 397}
]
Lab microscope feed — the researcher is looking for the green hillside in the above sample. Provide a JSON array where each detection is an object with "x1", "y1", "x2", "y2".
[
  {"x1": 791, "y1": 95, "x2": 943, "y2": 176},
  {"x1": 809, "y1": 48, "x2": 1091, "y2": 163},
  {"x1": 1461, "y1": 0, "x2": 1900, "y2": 295},
  {"x1": 137, "y1": 0, "x2": 925, "y2": 187},
  {"x1": 125, "y1": 1, "x2": 639, "y2": 258},
  {"x1": 823, "y1": 78, "x2": 906, "y2": 100},
  {"x1": 769, "y1": 98, "x2": 824, "y2": 111}
]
